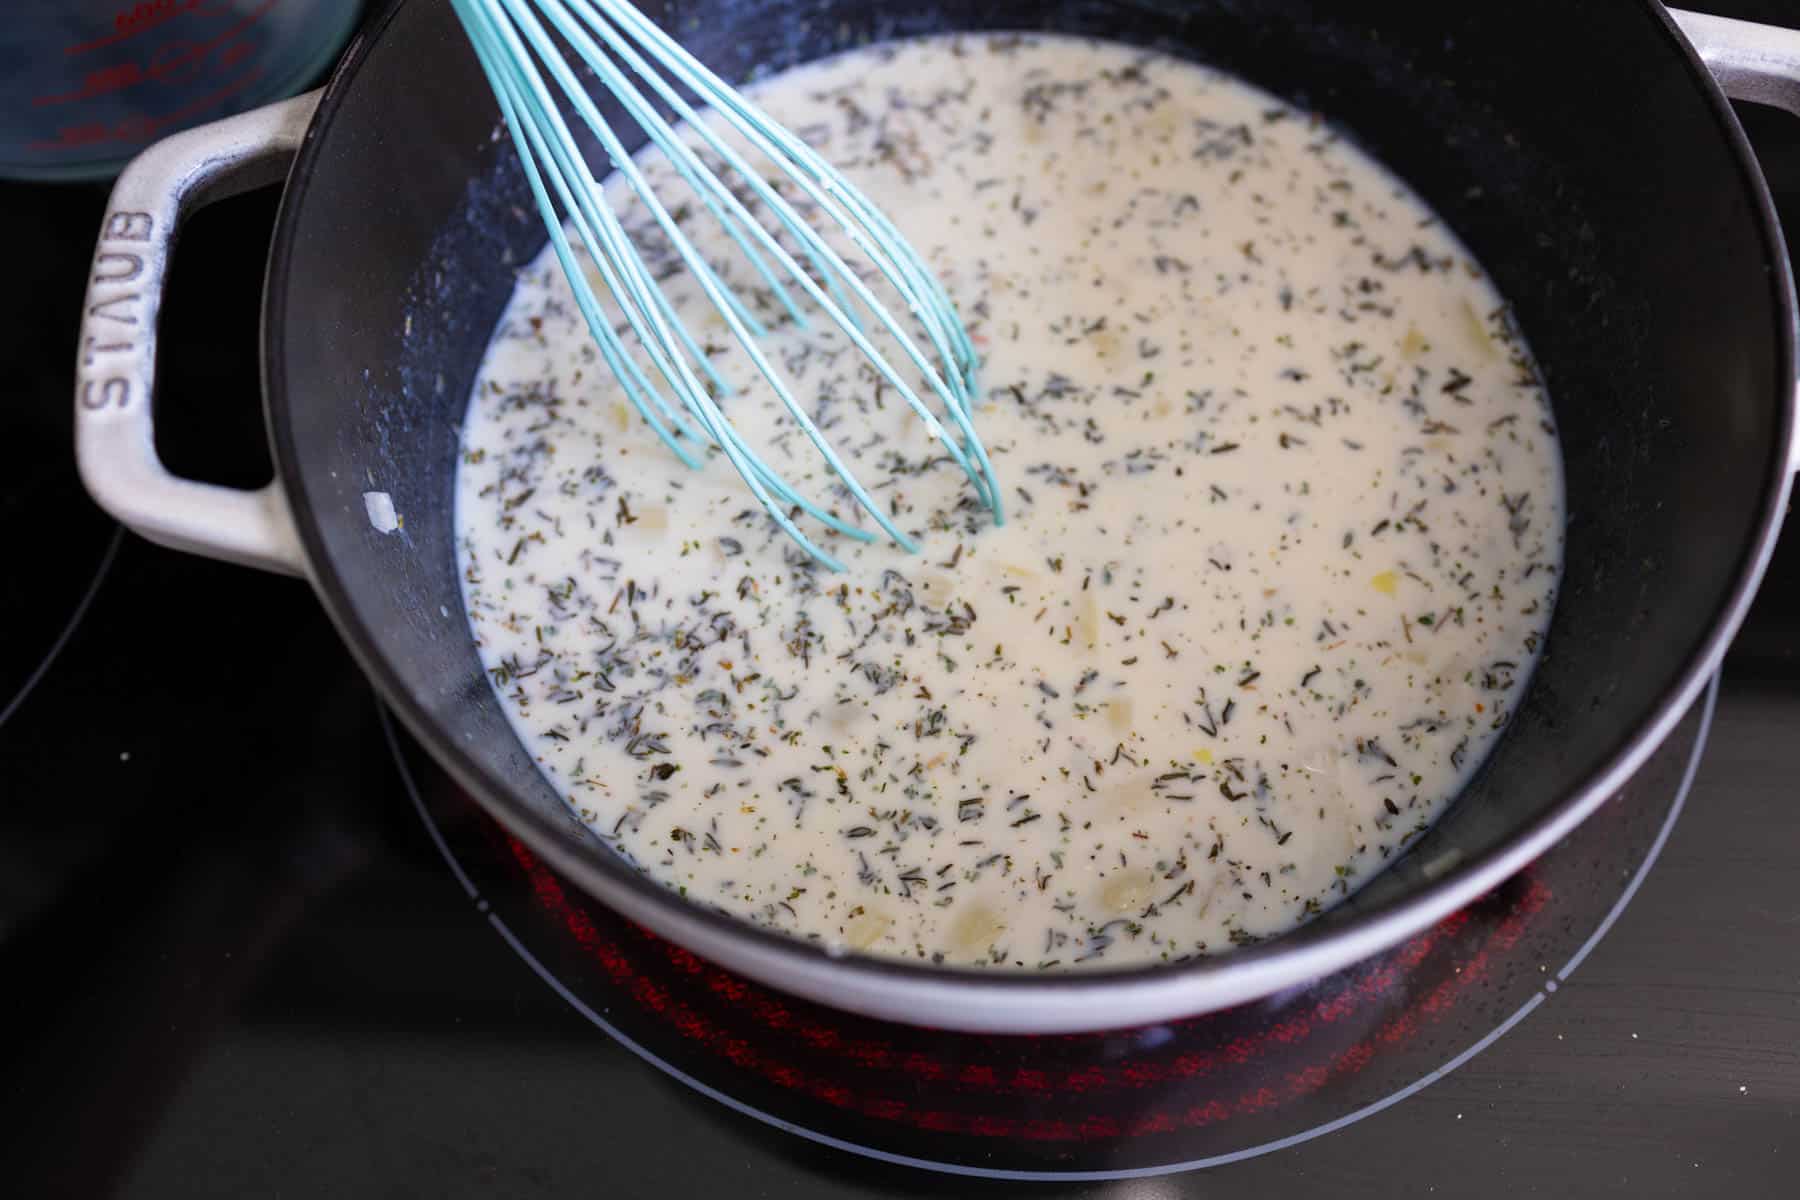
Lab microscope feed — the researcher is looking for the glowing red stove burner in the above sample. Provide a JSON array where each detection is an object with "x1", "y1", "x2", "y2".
[{"x1": 502, "y1": 832, "x2": 1551, "y2": 1141}]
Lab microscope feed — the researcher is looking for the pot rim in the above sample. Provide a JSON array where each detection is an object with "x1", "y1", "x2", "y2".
[{"x1": 260, "y1": 0, "x2": 1797, "y2": 1033}]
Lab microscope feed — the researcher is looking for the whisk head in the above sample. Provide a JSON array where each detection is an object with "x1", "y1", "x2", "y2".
[{"x1": 450, "y1": 0, "x2": 1004, "y2": 569}]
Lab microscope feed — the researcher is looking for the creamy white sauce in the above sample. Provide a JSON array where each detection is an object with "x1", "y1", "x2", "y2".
[{"x1": 455, "y1": 35, "x2": 1563, "y2": 970}]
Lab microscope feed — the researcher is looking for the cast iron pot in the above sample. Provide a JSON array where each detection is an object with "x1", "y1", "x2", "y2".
[{"x1": 73, "y1": 0, "x2": 1800, "y2": 1033}]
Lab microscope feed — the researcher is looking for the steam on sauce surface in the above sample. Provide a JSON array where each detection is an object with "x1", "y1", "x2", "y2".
[{"x1": 455, "y1": 34, "x2": 1564, "y2": 970}]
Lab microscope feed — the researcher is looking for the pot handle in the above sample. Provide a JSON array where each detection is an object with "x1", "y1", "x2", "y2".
[
  {"x1": 1670, "y1": 8, "x2": 1800, "y2": 474},
  {"x1": 1670, "y1": 8, "x2": 1800, "y2": 115},
  {"x1": 73, "y1": 92, "x2": 322, "y2": 577}
]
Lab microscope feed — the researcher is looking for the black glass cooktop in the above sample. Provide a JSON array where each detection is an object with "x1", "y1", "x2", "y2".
[{"x1": 2, "y1": 4, "x2": 1797, "y2": 1196}]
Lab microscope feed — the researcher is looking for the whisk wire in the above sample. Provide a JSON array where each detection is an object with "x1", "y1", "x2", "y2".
[
  {"x1": 495, "y1": 0, "x2": 925, "y2": 555},
  {"x1": 482, "y1": 0, "x2": 895, "y2": 553},
  {"x1": 573, "y1": 0, "x2": 999, "y2": 513},
  {"x1": 589, "y1": 1, "x2": 982, "y2": 396},
  {"x1": 452, "y1": 0, "x2": 1004, "y2": 567},
  {"x1": 537, "y1": 0, "x2": 990, "y2": 519},
  {"x1": 470, "y1": 0, "x2": 885, "y2": 562},
  {"x1": 555, "y1": 0, "x2": 869, "y2": 329},
  {"x1": 477, "y1": 36, "x2": 704, "y2": 446},
  {"x1": 463, "y1": 12, "x2": 699, "y2": 456}
]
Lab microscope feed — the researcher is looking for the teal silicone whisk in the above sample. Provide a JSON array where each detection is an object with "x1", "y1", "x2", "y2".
[{"x1": 448, "y1": 0, "x2": 1003, "y2": 569}]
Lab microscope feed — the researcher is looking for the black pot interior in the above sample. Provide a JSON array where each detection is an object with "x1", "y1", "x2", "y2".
[{"x1": 264, "y1": 0, "x2": 1789, "y2": 967}]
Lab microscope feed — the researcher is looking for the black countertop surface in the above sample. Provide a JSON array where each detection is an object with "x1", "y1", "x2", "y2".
[{"x1": 1, "y1": 4, "x2": 1796, "y2": 1196}]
